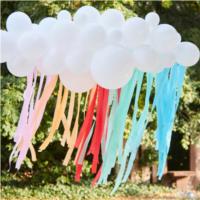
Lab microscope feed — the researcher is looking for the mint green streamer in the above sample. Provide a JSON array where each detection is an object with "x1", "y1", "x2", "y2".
[
  {"x1": 98, "y1": 70, "x2": 141, "y2": 184},
  {"x1": 112, "y1": 73, "x2": 153, "y2": 193}
]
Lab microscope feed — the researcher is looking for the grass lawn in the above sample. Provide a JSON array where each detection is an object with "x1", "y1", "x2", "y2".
[{"x1": 1, "y1": 171, "x2": 200, "y2": 200}]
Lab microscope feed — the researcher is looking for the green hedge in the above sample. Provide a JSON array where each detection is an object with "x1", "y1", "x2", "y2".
[{"x1": 1, "y1": 1, "x2": 200, "y2": 180}]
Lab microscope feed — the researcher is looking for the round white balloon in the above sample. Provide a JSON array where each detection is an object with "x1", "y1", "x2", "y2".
[
  {"x1": 39, "y1": 50, "x2": 67, "y2": 75},
  {"x1": 157, "y1": 52, "x2": 176, "y2": 68},
  {"x1": 123, "y1": 17, "x2": 149, "y2": 48},
  {"x1": 59, "y1": 69, "x2": 96, "y2": 93},
  {"x1": 18, "y1": 30, "x2": 48, "y2": 61},
  {"x1": 101, "y1": 9, "x2": 125, "y2": 29},
  {"x1": 7, "y1": 56, "x2": 35, "y2": 77},
  {"x1": 73, "y1": 6, "x2": 100, "y2": 26},
  {"x1": 39, "y1": 17, "x2": 57, "y2": 32},
  {"x1": 174, "y1": 42, "x2": 200, "y2": 67},
  {"x1": 65, "y1": 47, "x2": 93, "y2": 75},
  {"x1": 79, "y1": 24, "x2": 106, "y2": 50},
  {"x1": 0, "y1": 31, "x2": 19, "y2": 63},
  {"x1": 57, "y1": 10, "x2": 71, "y2": 22},
  {"x1": 90, "y1": 45, "x2": 133, "y2": 89},
  {"x1": 6, "y1": 11, "x2": 32, "y2": 33},
  {"x1": 133, "y1": 45, "x2": 161, "y2": 73},
  {"x1": 50, "y1": 21, "x2": 79, "y2": 49},
  {"x1": 106, "y1": 28, "x2": 123, "y2": 44},
  {"x1": 145, "y1": 12, "x2": 160, "y2": 28},
  {"x1": 150, "y1": 24, "x2": 181, "y2": 53}
]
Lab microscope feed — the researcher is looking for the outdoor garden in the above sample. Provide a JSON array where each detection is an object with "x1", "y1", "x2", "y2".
[{"x1": 1, "y1": 1, "x2": 200, "y2": 200}]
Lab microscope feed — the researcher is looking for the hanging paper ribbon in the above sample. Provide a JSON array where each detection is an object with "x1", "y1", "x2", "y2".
[
  {"x1": 87, "y1": 87, "x2": 109, "y2": 174},
  {"x1": 15, "y1": 75, "x2": 57, "y2": 169},
  {"x1": 112, "y1": 73, "x2": 154, "y2": 193},
  {"x1": 98, "y1": 70, "x2": 141, "y2": 185},
  {"x1": 63, "y1": 93, "x2": 82, "y2": 166},
  {"x1": 74, "y1": 87, "x2": 98, "y2": 181},
  {"x1": 155, "y1": 64, "x2": 185, "y2": 179}
]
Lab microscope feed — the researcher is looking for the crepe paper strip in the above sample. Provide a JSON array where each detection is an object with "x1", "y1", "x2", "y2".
[
  {"x1": 74, "y1": 87, "x2": 97, "y2": 150},
  {"x1": 105, "y1": 91, "x2": 118, "y2": 155},
  {"x1": 92, "y1": 91, "x2": 117, "y2": 186},
  {"x1": 15, "y1": 76, "x2": 58, "y2": 169},
  {"x1": 73, "y1": 88, "x2": 98, "y2": 181},
  {"x1": 39, "y1": 81, "x2": 63, "y2": 151},
  {"x1": 35, "y1": 74, "x2": 44, "y2": 103},
  {"x1": 98, "y1": 70, "x2": 140, "y2": 185},
  {"x1": 39, "y1": 85, "x2": 69, "y2": 151},
  {"x1": 75, "y1": 164, "x2": 83, "y2": 182},
  {"x1": 87, "y1": 87, "x2": 109, "y2": 174},
  {"x1": 101, "y1": 107, "x2": 109, "y2": 158},
  {"x1": 63, "y1": 93, "x2": 82, "y2": 166},
  {"x1": 9, "y1": 71, "x2": 37, "y2": 168},
  {"x1": 155, "y1": 64, "x2": 185, "y2": 179},
  {"x1": 77, "y1": 123, "x2": 95, "y2": 165},
  {"x1": 122, "y1": 73, "x2": 154, "y2": 183},
  {"x1": 112, "y1": 73, "x2": 154, "y2": 193},
  {"x1": 92, "y1": 165, "x2": 102, "y2": 186},
  {"x1": 73, "y1": 124, "x2": 95, "y2": 182},
  {"x1": 29, "y1": 143, "x2": 37, "y2": 162},
  {"x1": 13, "y1": 73, "x2": 35, "y2": 143},
  {"x1": 56, "y1": 88, "x2": 68, "y2": 129},
  {"x1": 83, "y1": 91, "x2": 90, "y2": 117},
  {"x1": 61, "y1": 91, "x2": 76, "y2": 146},
  {"x1": 28, "y1": 71, "x2": 37, "y2": 122},
  {"x1": 117, "y1": 88, "x2": 121, "y2": 102}
]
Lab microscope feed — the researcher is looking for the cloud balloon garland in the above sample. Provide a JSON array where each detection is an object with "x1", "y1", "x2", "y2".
[{"x1": 1, "y1": 6, "x2": 200, "y2": 192}]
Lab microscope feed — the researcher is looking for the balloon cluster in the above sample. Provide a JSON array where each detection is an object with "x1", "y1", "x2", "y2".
[{"x1": 1, "y1": 6, "x2": 200, "y2": 92}]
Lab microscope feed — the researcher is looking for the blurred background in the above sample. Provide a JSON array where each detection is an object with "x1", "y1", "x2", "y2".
[{"x1": 1, "y1": 1, "x2": 200, "y2": 199}]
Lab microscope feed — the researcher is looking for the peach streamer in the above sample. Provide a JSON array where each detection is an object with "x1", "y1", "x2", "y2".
[
  {"x1": 39, "y1": 82, "x2": 63, "y2": 151},
  {"x1": 63, "y1": 93, "x2": 82, "y2": 166},
  {"x1": 61, "y1": 91, "x2": 75, "y2": 146}
]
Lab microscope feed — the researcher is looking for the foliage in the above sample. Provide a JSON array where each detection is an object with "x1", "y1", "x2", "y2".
[
  {"x1": 0, "y1": 0, "x2": 200, "y2": 180},
  {"x1": 1, "y1": 171, "x2": 176, "y2": 200}
]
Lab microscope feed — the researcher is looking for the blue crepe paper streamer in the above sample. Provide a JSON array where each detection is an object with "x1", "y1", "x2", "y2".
[{"x1": 155, "y1": 64, "x2": 185, "y2": 179}]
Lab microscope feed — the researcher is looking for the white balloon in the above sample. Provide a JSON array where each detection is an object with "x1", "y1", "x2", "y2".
[
  {"x1": 57, "y1": 10, "x2": 71, "y2": 22},
  {"x1": 6, "y1": 11, "x2": 32, "y2": 33},
  {"x1": 60, "y1": 69, "x2": 96, "y2": 93},
  {"x1": 50, "y1": 21, "x2": 79, "y2": 49},
  {"x1": 73, "y1": 6, "x2": 100, "y2": 26},
  {"x1": 90, "y1": 45, "x2": 133, "y2": 89},
  {"x1": 150, "y1": 24, "x2": 181, "y2": 53},
  {"x1": 145, "y1": 12, "x2": 160, "y2": 28},
  {"x1": 7, "y1": 56, "x2": 35, "y2": 77},
  {"x1": 39, "y1": 50, "x2": 67, "y2": 75},
  {"x1": 39, "y1": 17, "x2": 57, "y2": 32},
  {"x1": 101, "y1": 9, "x2": 125, "y2": 29},
  {"x1": 18, "y1": 30, "x2": 48, "y2": 61},
  {"x1": 66, "y1": 47, "x2": 93, "y2": 74},
  {"x1": 133, "y1": 45, "x2": 161, "y2": 73},
  {"x1": 123, "y1": 17, "x2": 149, "y2": 48},
  {"x1": 32, "y1": 23, "x2": 39, "y2": 31},
  {"x1": 106, "y1": 28, "x2": 123, "y2": 44},
  {"x1": 79, "y1": 24, "x2": 106, "y2": 50},
  {"x1": 174, "y1": 42, "x2": 200, "y2": 67},
  {"x1": 157, "y1": 52, "x2": 176, "y2": 68},
  {"x1": 0, "y1": 30, "x2": 18, "y2": 63}
]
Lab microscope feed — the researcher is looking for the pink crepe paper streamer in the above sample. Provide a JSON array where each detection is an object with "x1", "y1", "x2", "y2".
[{"x1": 15, "y1": 75, "x2": 57, "y2": 169}]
